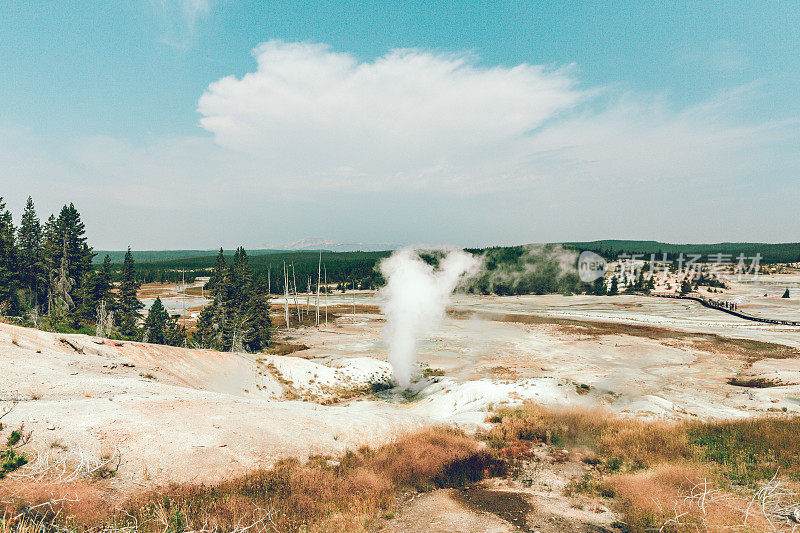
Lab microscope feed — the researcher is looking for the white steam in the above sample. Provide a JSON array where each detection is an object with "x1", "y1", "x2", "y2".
[{"x1": 378, "y1": 247, "x2": 481, "y2": 388}]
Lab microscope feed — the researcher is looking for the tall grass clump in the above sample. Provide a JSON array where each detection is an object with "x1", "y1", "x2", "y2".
[
  {"x1": 1, "y1": 427, "x2": 495, "y2": 533},
  {"x1": 488, "y1": 403, "x2": 800, "y2": 531}
]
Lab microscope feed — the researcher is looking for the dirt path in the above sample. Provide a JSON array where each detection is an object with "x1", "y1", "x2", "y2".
[
  {"x1": 379, "y1": 481, "x2": 618, "y2": 532},
  {"x1": 378, "y1": 488, "x2": 517, "y2": 533}
]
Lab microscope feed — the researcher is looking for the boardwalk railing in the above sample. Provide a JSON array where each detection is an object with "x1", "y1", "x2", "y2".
[{"x1": 650, "y1": 293, "x2": 800, "y2": 326}]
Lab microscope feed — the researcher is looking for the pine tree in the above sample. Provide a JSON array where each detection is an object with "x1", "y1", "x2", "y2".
[
  {"x1": 164, "y1": 316, "x2": 187, "y2": 347},
  {"x1": 51, "y1": 204, "x2": 93, "y2": 284},
  {"x1": 193, "y1": 246, "x2": 265, "y2": 352},
  {"x1": 143, "y1": 297, "x2": 169, "y2": 344},
  {"x1": 608, "y1": 276, "x2": 619, "y2": 296},
  {"x1": 0, "y1": 197, "x2": 19, "y2": 315},
  {"x1": 592, "y1": 276, "x2": 606, "y2": 296},
  {"x1": 680, "y1": 278, "x2": 692, "y2": 295},
  {"x1": 42, "y1": 204, "x2": 95, "y2": 321},
  {"x1": 243, "y1": 275, "x2": 271, "y2": 352},
  {"x1": 90, "y1": 255, "x2": 114, "y2": 307},
  {"x1": 207, "y1": 248, "x2": 227, "y2": 297},
  {"x1": 117, "y1": 247, "x2": 143, "y2": 338},
  {"x1": 41, "y1": 215, "x2": 58, "y2": 314},
  {"x1": 16, "y1": 197, "x2": 44, "y2": 309},
  {"x1": 222, "y1": 248, "x2": 254, "y2": 351},
  {"x1": 194, "y1": 306, "x2": 216, "y2": 348}
]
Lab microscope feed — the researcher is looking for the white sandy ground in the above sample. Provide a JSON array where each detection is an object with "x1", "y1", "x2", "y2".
[
  {"x1": 2, "y1": 286, "x2": 800, "y2": 490},
  {"x1": 0, "y1": 323, "x2": 426, "y2": 485}
]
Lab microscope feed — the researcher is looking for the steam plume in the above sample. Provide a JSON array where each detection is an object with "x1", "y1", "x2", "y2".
[
  {"x1": 466, "y1": 244, "x2": 579, "y2": 295},
  {"x1": 378, "y1": 247, "x2": 481, "y2": 388}
]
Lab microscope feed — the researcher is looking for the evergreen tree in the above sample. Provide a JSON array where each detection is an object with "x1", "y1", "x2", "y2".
[
  {"x1": 645, "y1": 276, "x2": 656, "y2": 293},
  {"x1": 206, "y1": 248, "x2": 227, "y2": 296},
  {"x1": 193, "y1": 246, "x2": 270, "y2": 352},
  {"x1": 243, "y1": 275, "x2": 271, "y2": 352},
  {"x1": 41, "y1": 204, "x2": 94, "y2": 320},
  {"x1": 220, "y1": 248, "x2": 252, "y2": 351},
  {"x1": 592, "y1": 276, "x2": 606, "y2": 296},
  {"x1": 680, "y1": 278, "x2": 692, "y2": 295},
  {"x1": 90, "y1": 255, "x2": 114, "y2": 306},
  {"x1": 608, "y1": 276, "x2": 619, "y2": 296},
  {"x1": 194, "y1": 306, "x2": 216, "y2": 348},
  {"x1": 41, "y1": 214, "x2": 59, "y2": 314},
  {"x1": 0, "y1": 198, "x2": 19, "y2": 315},
  {"x1": 164, "y1": 315, "x2": 187, "y2": 347},
  {"x1": 143, "y1": 297, "x2": 169, "y2": 344},
  {"x1": 58, "y1": 204, "x2": 93, "y2": 282},
  {"x1": 229, "y1": 247, "x2": 253, "y2": 308},
  {"x1": 143, "y1": 297, "x2": 187, "y2": 346},
  {"x1": 16, "y1": 197, "x2": 44, "y2": 309},
  {"x1": 117, "y1": 247, "x2": 143, "y2": 338}
]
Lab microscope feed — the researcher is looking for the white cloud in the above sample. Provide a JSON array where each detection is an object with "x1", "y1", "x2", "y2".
[
  {"x1": 197, "y1": 41, "x2": 799, "y2": 194},
  {"x1": 3, "y1": 42, "x2": 799, "y2": 246},
  {"x1": 198, "y1": 41, "x2": 586, "y2": 188}
]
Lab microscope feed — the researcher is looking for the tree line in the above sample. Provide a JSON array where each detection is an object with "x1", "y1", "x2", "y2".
[
  {"x1": 194, "y1": 248, "x2": 272, "y2": 352},
  {"x1": 0, "y1": 196, "x2": 273, "y2": 350},
  {"x1": 0, "y1": 197, "x2": 143, "y2": 333}
]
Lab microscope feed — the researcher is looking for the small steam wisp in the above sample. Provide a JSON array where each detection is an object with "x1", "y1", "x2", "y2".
[{"x1": 378, "y1": 247, "x2": 480, "y2": 388}]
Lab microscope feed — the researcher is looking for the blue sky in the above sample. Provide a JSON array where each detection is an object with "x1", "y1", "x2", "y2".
[{"x1": 1, "y1": 1, "x2": 798, "y2": 249}]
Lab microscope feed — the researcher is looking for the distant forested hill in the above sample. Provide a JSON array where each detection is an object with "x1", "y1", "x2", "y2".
[
  {"x1": 133, "y1": 250, "x2": 392, "y2": 288},
  {"x1": 562, "y1": 240, "x2": 800, "y2": 264},
  {"x1": 96, "y1": 249, "x2": 286, "y2": 263},
  {"x1": 102, "y1": 241, "x2": 799, "y2": 290}
]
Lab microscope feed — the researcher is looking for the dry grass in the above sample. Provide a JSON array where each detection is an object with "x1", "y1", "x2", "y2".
[
  {"x1": 489, "y1": 404, "x2": 689, "y2": 472},
  {"x1": 491, "y1": 404, "x2": 800, "y2": 482},
  {"x1": 489, "y1": 403, "x2": 800, "y2": 531},
  {"x1": 726, "y1": 376, "x2": 785, "y2": 388},
  {"x1": 0, "y1": 428, "x2": 495, "y2": 533},
  {"x1": 5, "y1": 402, "x2": 800, "y2": 532},
  {"x1": 265, "y1": 342, "x2": 309, "y2": 356},
  {"x1": 605, "y1": 463, "x2": 777, "y2": 531}
]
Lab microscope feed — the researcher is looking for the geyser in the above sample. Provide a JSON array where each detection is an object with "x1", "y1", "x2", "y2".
[{"x1": 378, "y1": 247, "x2": 481, "y2": 388}]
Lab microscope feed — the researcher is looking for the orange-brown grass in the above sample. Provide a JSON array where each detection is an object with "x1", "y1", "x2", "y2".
[
  {"x1": 490, "y1": 403, "x2": 800, "y2": 480},
  {"x1": 1, "y1": 428, "x2": 495, "y2": 533},
  {"x1": 489, "y1": 403, "x2": 800, "y2": 531},
  {"x1": 0, "y1": 479, "x2": 116, "y2": 530},
  {"x1": 489, "y1": 404, "x2": 689, "y2": 471},
  {"x1": 366, "y1": 428, "x2": 498, "y2": 490},
  {"x1": 605, "y1": 463, "x2": 774, "y2": 531}
]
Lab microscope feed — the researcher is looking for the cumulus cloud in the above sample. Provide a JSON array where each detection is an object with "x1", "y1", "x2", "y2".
[
  {"x1": 196, "y1": 41, "x2": 799, "y2": 193},
  {"x1": 198, "y1": 41, "x2": 586, "y2": 188},
  {"x1": 4, "y1": 41, "x2": 800, "y2": 246}
]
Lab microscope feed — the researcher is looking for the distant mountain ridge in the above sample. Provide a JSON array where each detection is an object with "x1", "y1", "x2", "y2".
[{"x1": 273, "y1": 238, "x2": 400, "y2": 252}]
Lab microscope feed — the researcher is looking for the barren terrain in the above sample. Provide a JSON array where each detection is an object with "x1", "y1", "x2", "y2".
[{"x1": 2, "y1": 276, "x2": 799, "y2": 530}]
